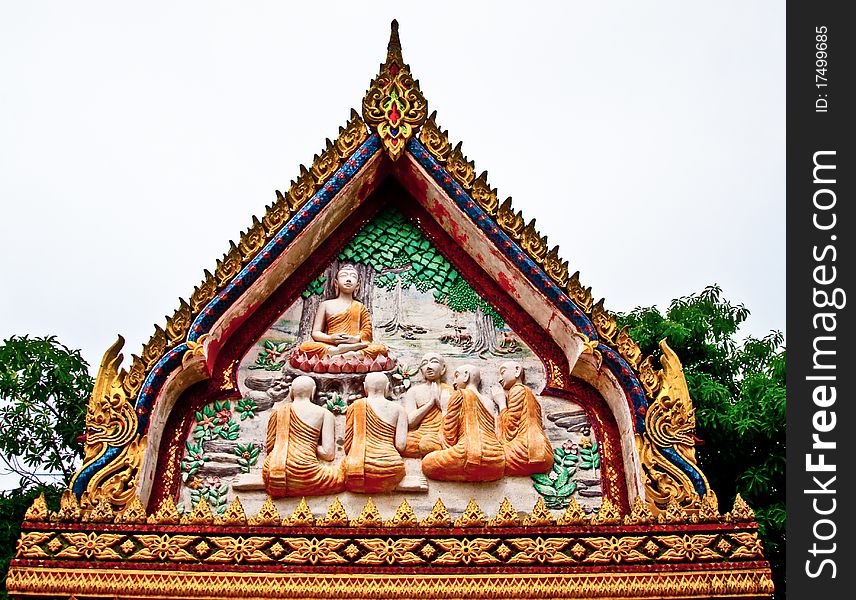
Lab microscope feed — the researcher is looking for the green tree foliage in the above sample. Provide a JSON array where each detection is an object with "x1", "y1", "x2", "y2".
[
  {"x1": 0, "y1": 335, "x2": 92, "y2": 597},
  {"x1": 306, "y1": 208, "x2": 503, "y2": 327},
  {"x1": 616, "y1": 285, "x2": 785, "y2": 597}
]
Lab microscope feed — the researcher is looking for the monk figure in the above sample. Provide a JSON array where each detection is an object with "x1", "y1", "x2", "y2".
[
  {"x1": 262, "y1": 375, "x2": 344, "y2": 497},
  {"x1": 343, "y1": 372, "x2": 407, "y2": 493},
  {"x1": 402, "y1": 352, "x2": 451, "y2": 458},
  {"x1": 421, "y1": 364, "x2": 506, "y2": 482},
  {"x1": 491, "y1": 361, "x2": 554, "y2": 476},
  {"x1": 298, "y1": 264, "x2": 388, "y2": 359}
]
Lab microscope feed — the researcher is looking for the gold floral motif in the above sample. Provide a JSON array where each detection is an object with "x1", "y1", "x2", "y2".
[
  {"x1": 239, "y1": 216, "x2": 267, "y2": 261},
  {"x1": 165, "y1": 299, "x2": 192, "y2": 345},
  {"x1": 419, "y1": 498, "x2": 451, "y2": 527},
  {"x1": 54, "y1": 486, "x2": 79, "y2": 524},
  {"x1": 311, "y1": 138, "x2": 343, "y2": 185},
  {"x1": 357, "y1": 538, "x2": 423, "y2": 565},
  {"x1": 471, "y1": 171, "x2": 498, "y2": 216},
  {"x1": 698, "y1": 492, "x2": 721, "y2": 523},
  {"x1": 316, "y1": 497, "x2": 349, "y2": 527},
  {"x1": 507, "y1": 537, "x2": 572, "y2": 564},
  {"x1": 658, "y1": 499, "x2": 689, "y2": 524},
  {"x1": 623, "y1": 496, "x2": 654, "y2": 525},
  {"x1": 729, "y1": 531, "x2": 764, "y2": 559},
  {"x1": 23, "y1": 493, "x2": 48, "y2": 522},
  {"x1": 115, "y1": 495, "x2": 147, "y2": 525},
  {"x1": 15, "y1": 532, "x2": 52, "y2": 559},
  {"x1": 119, "y1": 539, "x2": 136, "y2": 555},
  {"x1": 335, "y1": 109, "x2": 370, "y2": 159},
  {"x1": 248, "y1": 497, "x2": 281, "y2": 527},
  {"x1": 544, "y1": 245, "x2": 569, "y2": 288},
  {"x1": 585, "y1": 536, "x2": 648, "y2": 564},
  {"x1": 286, "y1": 164, "x2": 316, "y2": 212},
  {"x1": 446, "y1": 142, "x2": 475, "y2": 190},
  {"x1": 190, "y1": 269, "x2": 217, "y2": 314},
  {"x1": 573, "y1": 331, "x2": 603, "y2": 369},
  {"x1": 591, "y1": 299, "x2": 618, "y2": 344},
  {"x1": 520, "y1": 219, "x2": 548, "y2": 265},
  {"x1": 638, "y1": 355, "x2": 662, "y2": 398},
  {"x1": 566, "y1": 271, "x2": 593, "y2": 313},
  {"x1": 285, "y1": 497, "x2": 315, "y2": 526},
  {"x1": 207, "y1": 536, "x2": 272, "y2": 564},
  {"x1": 362, "y1": 21, "x2": 428, "y2": 160},
  {"x1": 351, "y1": 497, "x2": 383, "y2": 527},
  {"x1": 215, "y1": 241, "x2": 243, "y2": 287},
  {"x1": 453, "y1": 498, "x2": 487, "y2": 528},
  {"x1": 557, "y1": 497, "x2": 587, "y2": 526},
  {"x1": 146, "y1": 497, "x2": 180, "y2": 525},
  {"x1": 418, "y1": 111, "x2": 451, "y2": 163},
  {"x1": 727, "y1": 494, "x2": 756, "y2": 522},
  {"x1": 489, "y1": 498, "x2": 521, "y2": 527},
  {"x1": 57, "y1": 532, "x2": 123, "y2": 560},
  {"x1": 132, "y1": 535, "x2": 197, "y2": 562},
  {"x1": 590, "y1": 498, "x2": 622, "y2": 525},
  {"x1": 385, "y1": 499, "x2": 418, "y2": 527},
  {"x1": 280, "y1": 537, "x2": 348, "y2": 565},
  {"x1": 496, "y1": 197, "x2": 524, "y2": 240},
  {"x1": 615, "y1": 325, "x2": 643, "y2": 370},
  {"x1": 546, "y1": 358, "x2": 566, "y2": 389},
  {"x1": 523, "y1": 497, "x2": 555, "y2": 526},
  {"x1": 433, "y1": 538, "x2": 498, "y2": 565},
  {"x1": 215, "y1": 497, "x2": 248, "y2": 526},
  {"x1": 181, "y1": 497, "x2": 214, "y2": 526},
  {"x1": 658, "y1": 534, "x2": 720, "y2": 562},
  {"x1": 262, "y1": 192, "x2": 290, "y2": 238},
  {"x1": 86, "y1": 497, "x2": 115, "y2": 524}
]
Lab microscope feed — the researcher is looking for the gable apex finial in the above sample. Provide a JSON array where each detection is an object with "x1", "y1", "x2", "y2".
[{"x1": 387, "y1": 19, "x2": 402, "y2": 65}]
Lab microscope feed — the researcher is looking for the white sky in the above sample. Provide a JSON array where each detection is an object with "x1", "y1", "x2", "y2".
[{"x1": 0, "y1": 0, "x2": 785, "y2": 379}]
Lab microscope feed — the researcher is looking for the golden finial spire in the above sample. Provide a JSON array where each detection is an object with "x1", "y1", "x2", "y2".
[{"x1": 387, "y1": 19, "x2": 403, "y2": 65}]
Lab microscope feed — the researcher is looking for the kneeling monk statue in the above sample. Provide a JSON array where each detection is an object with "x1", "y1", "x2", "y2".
[
  {"x1": 421, "y1": 364, "x2": 506, "y2": 482},
  {"x1": 492, "y1": 361, "x2": 554, "y2": 476},
  {"x1": 298, "y1": 264, "x2": 388, "y2": 359},
  {"x1": 402, "y1": 352, "x2": 450, "y2": 457},
  {"x1": 343, "y1": 372, "x2": 407, "y2": 493},
  {"x1": 262, "y1": 375, "x2": 345, "y2": 497}
]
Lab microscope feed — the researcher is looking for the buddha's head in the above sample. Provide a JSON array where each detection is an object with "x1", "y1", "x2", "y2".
[
  {"x1": 419, "y1": 352, "x2": 446, "y2": 382},
  {"x1": 290, "y1": 375, "x2": 316, "y2": 402},
  {"x1": 498, "y1": 361, "x2": 524, "y2": 390},
  {"x1": 453, "y1": 364, "x2": 481, "y2": 390},
  {"x1": 363, "y1": 372, "x2": 390, "y2": 398},
  {"x1": 334, "y1": 264, "x2": 360, "y2": 295}
]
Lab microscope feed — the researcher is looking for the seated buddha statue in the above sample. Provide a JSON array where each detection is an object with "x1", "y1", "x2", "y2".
[
  {"x1": 262, "y1": 375, "x2": 344, "y2": 497},
  {"x1": 298, "y1": 264, "x2": 388, "y2": 360},
  {"x1": 343, "y1": 372, "x2": 407, "y2": 493},
  {"x1": 421, "y1": 364, "x2": 506, "y2": 482},
  {"x1": 402, "y1": 352, "x2": 450, "y2": 458},
  {"x1": 491, "y1": 361, "x2": 554, "y2": 476}
]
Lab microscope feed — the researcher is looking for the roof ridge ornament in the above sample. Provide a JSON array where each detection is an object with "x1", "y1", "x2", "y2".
[{"x1": 362, "y1": 20, "x2": 428, "y2": 160}]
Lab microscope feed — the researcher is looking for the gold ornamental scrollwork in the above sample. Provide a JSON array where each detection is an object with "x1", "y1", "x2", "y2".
[
  {"x1": 418, "y1": 111, "x2": 451, "y2": 163},
  {"x1": 362, "y1": 21, "x2": 428, "y2": 160},
  {"x1": 636, "y1": 340, "x2": 711, "y2": 514}
]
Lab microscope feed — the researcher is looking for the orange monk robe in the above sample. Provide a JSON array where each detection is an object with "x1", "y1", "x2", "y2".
[
  {"x1": 298, "y1": 301, "x2": 388, "y2": 359},
  {"x1": 403, "y1": 383, "x2": 449, "y2": 458},
  {"x1": 262, "y1": 404, "x2": 344, "y2": 498},
  {"x1": 499, "y1": 383, "x2": 554, "y2": 476},
  {"x1": 421, "y1": 389, "x2": 505, "y2": 482},
  {"x1": 343, "y1": 399, "x2": 405, "y2": 493}
]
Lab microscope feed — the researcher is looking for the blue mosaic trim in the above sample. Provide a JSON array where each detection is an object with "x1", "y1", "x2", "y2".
[
  {"x1": 72, "y1": 447, "x2": 121, "y2": 496},
  {"x1": 407, "y1": 138, "x2": 648, "y2": 430},
  {"x1": 660, "y1": 446, "x2": 709, "y2": 497}
]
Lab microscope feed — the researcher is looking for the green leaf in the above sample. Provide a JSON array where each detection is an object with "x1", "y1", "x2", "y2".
[
  {"x1": 531, "y1": 473, "x2": 552, "y2": 486},
  {"x1": 532, "y1": 482, "x2": 558, "y2": 497}
]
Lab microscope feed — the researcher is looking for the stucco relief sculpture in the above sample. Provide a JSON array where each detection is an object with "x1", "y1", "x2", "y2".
[
  {"x1": 297, "y1": 265, "x2": 389, "y2": 362},
  {"x1": 262, "y1": 376, "x2": 344, "y2": 497},
  {"x1": 402, "y1": 352, "x2": 450, "y2": 457},
  {"x1": 421, "y1": 364, "x2": 506, "y2": 482},
  {"x1": 492, "y1": 361, "x2": 554, "y2": 476},
  {"x1": 343, "y1": 372, "x2": 408, "y2": 493}
]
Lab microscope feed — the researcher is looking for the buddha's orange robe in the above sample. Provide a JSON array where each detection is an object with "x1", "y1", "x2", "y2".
[
  {"x1": 343, "y1": 399, "x2": 405, "y2": 493},
  {"x1": 499, "y1": 383, "x2": 554, "y2": 476},
  {"x1": 298, "y1": 301, "x2": 388, "y2": 359},
  {"x1": 421, "y1": 389, "x2": 505, "y2": 482},
  {"x1": 262, "y1": 404, "x2": 344, "y2": 498}
]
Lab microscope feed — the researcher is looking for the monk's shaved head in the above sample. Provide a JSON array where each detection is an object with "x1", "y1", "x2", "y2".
[
  {"x1": 363, "y1": 372, "x2": 389, "y2": 396},
  {"x1": 454, "y1": 364, "x2": 481, "y2": 389},
  {"x1": 290, "y1": 375, "x2": 316, "y2": 400}
]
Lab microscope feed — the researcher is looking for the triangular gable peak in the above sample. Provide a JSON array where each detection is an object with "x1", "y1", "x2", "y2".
[{"x1": 71, "y1": 20, "x2": 709, "y2": 520}]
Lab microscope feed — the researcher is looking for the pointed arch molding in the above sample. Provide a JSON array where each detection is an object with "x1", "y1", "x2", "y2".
[{"x1": 71, "y1": 27, "x2": 710, "y2": 519}]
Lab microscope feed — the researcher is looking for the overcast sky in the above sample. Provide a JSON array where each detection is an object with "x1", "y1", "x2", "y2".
[{"x1": 1, "y1": 1, "x2": 785, "y2": 378}]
